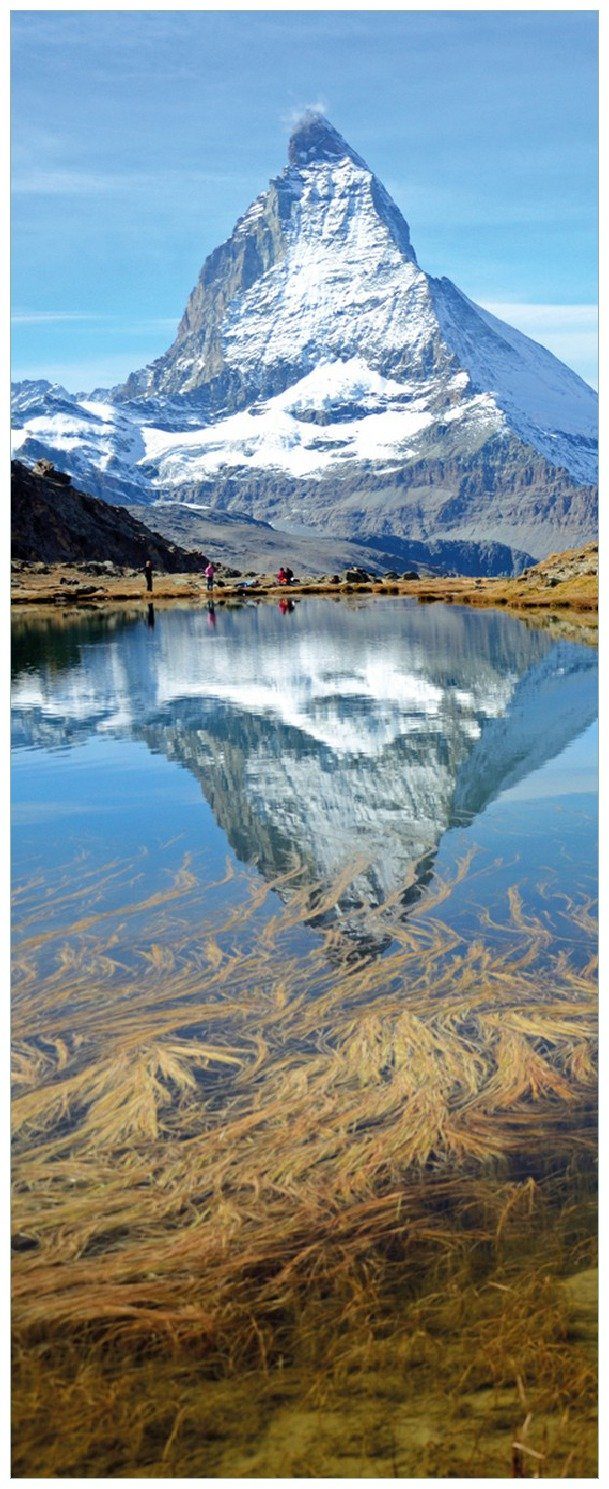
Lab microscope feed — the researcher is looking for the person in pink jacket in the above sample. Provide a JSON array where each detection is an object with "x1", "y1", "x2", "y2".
[{"x1": 205, "y1": 561, "x2": 216, "y2": 593}]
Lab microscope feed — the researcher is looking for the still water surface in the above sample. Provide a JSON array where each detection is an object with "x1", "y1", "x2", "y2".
[
  {"x1": 12, "y1": 597, "x2": 597, "y2": 959},
  {"x1": 11, "y1": 596, "x2": 599, "y2": 1478}
]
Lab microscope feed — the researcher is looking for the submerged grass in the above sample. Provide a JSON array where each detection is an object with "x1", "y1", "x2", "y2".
[{"x1": 11, "y1": 855, "x2": 597, "y2": 1476}]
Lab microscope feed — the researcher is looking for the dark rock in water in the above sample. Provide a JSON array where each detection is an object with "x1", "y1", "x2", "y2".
[{"x1": 11, "y1": 1233, "x2": 39, "y2": 1253}]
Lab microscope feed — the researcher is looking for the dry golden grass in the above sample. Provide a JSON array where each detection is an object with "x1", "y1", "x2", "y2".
[
  {"x1": 11, "y1": 855, "x2": 597, "y2": 1476},
  {"x1": 10, "y1": 542, "x2": 598, "y2": 636}
]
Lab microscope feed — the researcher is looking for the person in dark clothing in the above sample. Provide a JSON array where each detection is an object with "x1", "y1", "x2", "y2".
[{"x1": 144, "y1": 559, "x2": 153, "y2": 593}]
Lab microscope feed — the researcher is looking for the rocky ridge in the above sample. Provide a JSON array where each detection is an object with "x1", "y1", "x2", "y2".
[{"x1": 11, "y1": 459, "x2": 206, "y2": 571}]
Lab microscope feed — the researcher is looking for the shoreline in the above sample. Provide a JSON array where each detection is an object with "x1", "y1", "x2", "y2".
[{"x1": 10, "y1": 560, "x2": 598, "y2": 642}]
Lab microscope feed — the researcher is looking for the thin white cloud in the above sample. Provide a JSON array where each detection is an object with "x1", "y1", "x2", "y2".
[
  {"x1": 479, "y1": 302, "x2": 598, "y2": 387},
  {"x1": 12, "y1": 168, "x2": 253, "y2": 197},
  {"x1": 282, "y1": 100, "x2": 329, "y2": 130},
  {"x1": 481, "y1": 302, "x2": 597, "y2": 329},
  {"x1": 11, "y1": 311, "x2": 108, "y2": 325},
  {"x1": 12, "y1": 311, "x2": 179, "y2": 330}
]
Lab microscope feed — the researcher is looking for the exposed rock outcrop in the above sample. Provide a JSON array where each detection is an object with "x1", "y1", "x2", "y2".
[{"x1": 11, "y1": 460, "x2": 206, "y2": 570}]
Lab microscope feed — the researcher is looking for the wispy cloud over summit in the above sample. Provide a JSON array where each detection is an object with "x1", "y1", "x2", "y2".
[{"x1": 283, "y1": 100, "x2": 329, "y2": 131}]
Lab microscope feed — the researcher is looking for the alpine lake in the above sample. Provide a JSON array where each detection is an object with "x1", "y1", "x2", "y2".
[{"x1": 11, "y1": 595, "x2": 598, "y2": 1478}]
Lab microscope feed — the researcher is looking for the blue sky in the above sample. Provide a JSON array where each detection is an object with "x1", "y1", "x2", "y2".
[{"x1": 11, "y1": 10, "x2": 598, "y2": 392}]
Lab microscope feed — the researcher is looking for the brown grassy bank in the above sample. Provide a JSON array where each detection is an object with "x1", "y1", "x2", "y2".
[
  {"x1": 10, "y1": 542, "x2": 598, "y2": 641},
  {"x1": 12, "y1": 855, "x2": 597, "y2": 1476}
]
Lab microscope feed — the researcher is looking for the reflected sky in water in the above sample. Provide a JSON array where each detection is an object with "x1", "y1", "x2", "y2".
[{"x1": 12, "y1": 598, "x2": 597, "y2": 954}]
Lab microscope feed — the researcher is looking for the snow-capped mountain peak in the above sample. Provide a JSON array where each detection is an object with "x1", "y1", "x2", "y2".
[
  {"x1": 288, "y1": 110, "x2": 368, "y2": 169},
  {"x1": 11, "y1": 113, "x2": 597, "y2": 564}
]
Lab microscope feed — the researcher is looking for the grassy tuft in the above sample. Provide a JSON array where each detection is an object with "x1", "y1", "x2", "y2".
[{"x1": 12, "y1": 855, "x2": 597, "y2": 1476}]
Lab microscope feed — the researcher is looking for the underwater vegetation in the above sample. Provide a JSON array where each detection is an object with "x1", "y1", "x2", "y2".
[{"x1": 11, "y1": 854, "x2": 597, "y2": 1476}]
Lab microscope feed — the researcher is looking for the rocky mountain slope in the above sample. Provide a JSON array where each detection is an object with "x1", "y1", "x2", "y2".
[
  {"x1": 11, "y1": 459, "x2": 205, "y2": 570},
  {"x1": 11, "y1": 112, "x2": 597, "y2": 565},
  {"x1": 126, "y1": 502, "x2": 533, "y2": 577}
]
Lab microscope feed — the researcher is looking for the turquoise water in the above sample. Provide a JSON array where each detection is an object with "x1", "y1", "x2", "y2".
[{"x1": 11, "y1": 599, "x2": 597, "y2": 957}]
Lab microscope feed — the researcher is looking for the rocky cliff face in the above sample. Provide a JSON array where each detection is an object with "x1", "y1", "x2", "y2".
[
  {"x1": 11, "y1": 112, "x2": 597, "y2": 564},
  {"x1": 153, "y1": 432, "x2": 594, "y2": 560}
]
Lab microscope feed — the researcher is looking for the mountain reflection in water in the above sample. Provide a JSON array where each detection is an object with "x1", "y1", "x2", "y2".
[{"x1": 11, "y1": 599, "x2": 597, "y2": 948}]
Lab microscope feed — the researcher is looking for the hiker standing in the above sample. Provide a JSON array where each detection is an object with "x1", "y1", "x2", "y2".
[
  {"x1": 205, "y1": 561, "x2": 216, "y2": 593},
  {"x1": 144, "y1": 558, "x2": 153, "y2": 593}
]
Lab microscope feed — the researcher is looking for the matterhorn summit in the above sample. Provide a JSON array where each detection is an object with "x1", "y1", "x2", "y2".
[{"x1": 12, "y1": 112, "x2": 597, "y2": 564}]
